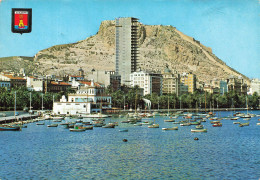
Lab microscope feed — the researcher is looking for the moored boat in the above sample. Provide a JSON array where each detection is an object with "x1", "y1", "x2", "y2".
[
  {"x1": 102, "y1": 123, "x2": 115, "y2": 128},
  {"x1": 119, "y1": 129, "x2": 128, "y2": 132},
  {"x1": 69, "y1": 128, "x2": 86, "y2": 132},
  {"x1": 162, "y1": 127, "x2": 178, "y2": 130},
  {"x1": 180, "y1": 123, "x2": 191, "y2": 126},
  {"x1": 52, "y1": 116, "x2": 64, "y2": 120},
  {"x1": 240, "y1": 122, "x2": 249, "y2": 126},
  {"x1": 164, "y1": 119, "x2": 175, "y2": 122},
  {"x1": 191, "y1": 129, "x2": 207, "y2": 132},
  {"x1": 195, "y1": 125, "x2": 204, "y2": 129},
  {"x1": 134, "y1": 123, "x2": 142, "y2": 126},
  {"x1": 84, "y1": 126, "x2": 94, "y2": 130},
  {"x1": 148, "y1": 124, "x2": 159, "y2": 128},
  {"x1": 47, "y1": 124, "x2": 58, "y2": 127},
  {"x1": 230, "y1": 117, "x2": 239, "y2": 120},
  {"x1": 233, "y1": 122, "x2": 240, "y2": 124},
  {"x1": 0, "y1": 125, "x2": 21, "y2": 131},
  {"x1": 212, "y1": 123, "x2": 222, "y2": 127}
]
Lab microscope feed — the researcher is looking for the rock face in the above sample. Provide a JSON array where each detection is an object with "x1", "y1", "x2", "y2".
[{"x1": 0, "y1": 19, "x2": 249, "y2": 84}]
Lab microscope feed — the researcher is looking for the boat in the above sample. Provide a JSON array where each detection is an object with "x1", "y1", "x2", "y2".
[
  {"x1": 210, "y1": 121, "x2": 221, "y2": 124},
  {"x1": 195, "y1": 125, "x2": 204, "y2": 129},
  {"x1": 180, "y1": 123, "x2": 191, "y2": 126},
  {"x1": 243, "y1": 118, "x2": 251, "y2": 121},
  {"x1": 257, "y1": 123, "x2": 260, "y2": 126},
  {"x1": 52, "y1": 116, "x2": 64, "y2": 120},
  {"x1": 212, "y1": 123, "x2": 222, "y2": 127},
  {"x1": 134, "y1": 123, "x2": 142, "y2": 126},
  {"x1": 164, "y1": 119, "x2": 175, "y2": 122},
  {"x1": 119, "y1": 129, "x2": 128, "y2": 132},
  {"x1": 69, "y1": 128, "x2": 86, "y2": 132},
  {"x1": 190, "y1": 121, "x2": 200, "y2": 125},
  {"x1": 84, "y1": 126, "x2": 94, "y2": 130},
  {"x1": 80, "y1": 113, "x2": 109, "y2": 118},
  {"x1": 233, "y1": 122, "x2": 240, "y2": 124},
  {"x1": 191, "y1": 129, "x2": 207, "y2": 132},
  {"x1": 102, "y1": 123, "x2": 115, "y2": 128},
  {"x1": 70, "y1": 125, "x2": 87, "y2": 131},
  {"x1": 230, "y1": 117, "x2": 239, "y2": 120},
  {"x1": 36, "y1": 122, "x2": 45, "y2": 125},
  {"x1": 0, "y1": 125, "x2": 21, "y2": 131},
  {"x1": 141, "y1": 121, "x2": 153, "y2": 125},
  {"x1": 47, "y1": 124, "x2": 58, "y2": 127},
  {"x1": 162, "y1": 127, "x2": 178, "y2": 130},
  {"x1": 121, "y1": 120, "x2": 129, "y2": 123},
  {"x1": 148, "y1": 124, "x2": 159, "y2": 128},
  {"x1": 173, "y1": 122, "x2": 180, "y2": 124},
  {"x1": 148, "y1": 116, "x2": 159, "y2": 128},
  {"x1": 240, "y1": 122, "x2": 249, "y2": 126},
  {"x1": 53, "y1": 119, "x2": 62, "y2": 122}
]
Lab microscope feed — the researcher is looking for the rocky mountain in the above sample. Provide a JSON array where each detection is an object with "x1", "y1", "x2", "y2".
[{"x1": 0, "y1": 19, "x2": 249, "y2": 84}]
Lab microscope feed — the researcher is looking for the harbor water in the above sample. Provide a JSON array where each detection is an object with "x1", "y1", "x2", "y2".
[{"x1": 0, "y1": 110, "x2": 260, "y2": 179}]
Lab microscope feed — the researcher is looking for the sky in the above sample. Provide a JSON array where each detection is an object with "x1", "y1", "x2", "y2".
[{"x1": 0, "y1": 0, "x2": 259, "y2": 79}]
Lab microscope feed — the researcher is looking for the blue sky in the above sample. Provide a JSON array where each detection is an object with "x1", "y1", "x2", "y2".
[{"x1": 0, "y1": 0, "x2": 259, "y2": 78}]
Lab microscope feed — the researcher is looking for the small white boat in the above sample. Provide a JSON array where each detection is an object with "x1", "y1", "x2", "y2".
[
  {"x1": 52, "y1": 116, "x2": 64, "y2": 120},
  {"x1": 47, "y1": 124, "x2": 58, "y2": 127},
  {"x1": 69, "y1": 128, "x2": 86, "y2": 132},
  {"x1": 162, "y1": 127, "x2": 178, "y2": 130},
  {"x1": 148, "y1": 124, "x2": 159, "y2": 128},
  {"x1": 257, "y1": 123, "x2": 260, "y2": 126},
  {"x1": 191, "y1": 129, "x2": 207, "y2": 132},
  {"x1": 233, "y1": 122, "x2": 240, "y2": 124},
  {"x1": 164, "y1": 119, "x2": 175, "y2": 122},
  {"x1": 119, "y1": 129, "x2": 128, "y2": 132},
  {"x1": 134, "y1": 123, "x2": 142, "y2": 126},
  {"x1": 80, "y1": 113, "x2": 109, "y2": 118},
  {"x1": 243, "y1": 118, "x2": 251, "y2": 121},
  {"x1": 180, "y1": 123, "x2": 191, "y2": 126},
  {"x1": 195, "y1": 125, "x2": 204, "y2": 129}
]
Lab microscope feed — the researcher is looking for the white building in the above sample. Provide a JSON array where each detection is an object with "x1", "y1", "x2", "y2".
[
  {"x1": 250, "y1": 78, "x2": 260, "y2": 95},
  {"x1": 53, "y1": 80, "x2": 112, "y2": 115},
  {"x1": 130, "y1": 70, "x2": 162, "y2": 96},
  {"x1": 26, "y1": 76, "x2": 44, "y2": 92}
]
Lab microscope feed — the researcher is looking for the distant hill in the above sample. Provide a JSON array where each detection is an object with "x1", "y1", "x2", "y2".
[{"x1": 0, "y1": 19, "x2": 250, "y2": 84}]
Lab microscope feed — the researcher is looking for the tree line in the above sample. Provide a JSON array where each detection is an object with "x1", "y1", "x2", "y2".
[
  {"x1": 107, "y1": 86, "x2": 260, "y2": 110},
  {"x1": 0, "y1": 86, "x2": 259, "y2": 111},
  {"x1": 0, "y1": 87, "x2": 74, "y2": 111}
]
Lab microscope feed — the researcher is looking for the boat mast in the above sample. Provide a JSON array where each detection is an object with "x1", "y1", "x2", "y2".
[
  {"x1": 14, "y1": 91, "x2": 16, "y2": 118},
  {"x1": 168, "y1": 94, "x2": 169, "y2": 116},
  {"x1": 30, "y1": 92, "x2": 32, "y2": 112},
  {"x1": 204, "y1": 91, "x2": 206, "y2": 113},
  {"x1": 124, "y1": 95, "x2": 125, "y2": 111},
  {"x1": 41, "y1": 93, "x2": 44, "y2": 111},
  {"x1": 135, "y1": 91, "x2": 137, "y2": 115},
  {"x1": 246, "y1": 96, "x2": 248, "y2": 114},
  {"x1": 217, "y1": 98, "x2": 219, "y2": 117}
]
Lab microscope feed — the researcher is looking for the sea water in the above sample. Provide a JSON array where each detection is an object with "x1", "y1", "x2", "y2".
[{"x1": 0, "y1": 110, "x2": 260, "y2": 179}]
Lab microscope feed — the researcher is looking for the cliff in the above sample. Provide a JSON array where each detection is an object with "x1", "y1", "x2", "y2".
[{"x1": 0, "y1": 19, "x2": 249, "y2": 84}]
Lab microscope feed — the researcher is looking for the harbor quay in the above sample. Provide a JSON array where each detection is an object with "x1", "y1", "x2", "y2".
[{"x1": 0, "y1": 113, "x2": 39, "y2": 124}]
